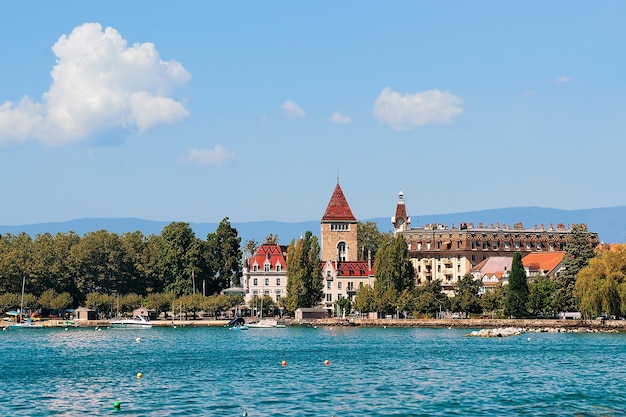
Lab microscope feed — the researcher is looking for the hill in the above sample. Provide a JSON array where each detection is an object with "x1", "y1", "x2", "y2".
[{"x1": 1, "y1": 206, "x2": 625, "y2": 244}]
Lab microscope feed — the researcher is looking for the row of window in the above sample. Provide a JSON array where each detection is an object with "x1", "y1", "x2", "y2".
[
  {"x1": 326, "y1": 281, "x2": 360, "y2": 291},
  {"x1": 330, "y1": 223, "x2": 350, "y2": 231},
  {"x1": 252, "y1": 278, "x2": 281, "y2": 286},
  {"x1": 252, "y1": 264, "x2": 282, "y2": 272},
  {"x1": 411, "y1": 241, "x2": 564, "y2": 251}
]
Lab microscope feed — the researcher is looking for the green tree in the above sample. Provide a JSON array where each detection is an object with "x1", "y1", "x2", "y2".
[
  {"x1": 414, "y1": 280, "x2": 447, "y2": 318},
  {"x1": 353, "y1": 284, "x2": 375, "y2": 314},
  {"x1": 528, "y1": 276, "x2": 556, "y2": 317},
  {"x1": 480, "y1": 285, "x2": 506, "y2": 318},
  {"x1": 334, "y1": 297, "x2": 352, "y2": 317},
  {"x1": 357, "y1": 221, "x2": 391, "y2": 261},
  {"x1": 575, "y1": 244, "x2": 626, "y2": 319},
  {"x1": 206, "y1": 217, "x2": 242, "y2": 290},
  {"x1": 452, "y1": 274, "x2": 482, "y2": 315},
  {"x1": 554, "y1": 224, "x2": 596, "y2": 312},
  {"x1": 505, "y1": 252, "x2": 529, "y2": 318},
  {"x1": 373, "y1": 234, "x2": 415, "y2": 315},
  {"x1": 160, "y1": 222, "x2": 200, "y2": 296},
  {"x1": 284, "y1": 231, "x2": 322, "y2": 311}
]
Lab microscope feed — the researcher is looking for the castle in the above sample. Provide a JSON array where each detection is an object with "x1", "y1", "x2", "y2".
[{"x1": 242, "y1": 184, "x2": 598, "y2": 307}]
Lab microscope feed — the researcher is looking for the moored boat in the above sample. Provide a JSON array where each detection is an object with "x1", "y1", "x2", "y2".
[{"x1": 110, "y1": 315, "x2": 153, "y2": 329}]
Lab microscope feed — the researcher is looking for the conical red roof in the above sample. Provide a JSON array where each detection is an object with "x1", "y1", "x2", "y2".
[{"x1": 321, "y1": 183, "x2": 356, "y2": 221}]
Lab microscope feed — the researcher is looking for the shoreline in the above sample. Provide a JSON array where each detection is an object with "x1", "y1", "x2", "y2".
[{"x1": 3, "y1": 317, "x2": 623, "y2": 331}]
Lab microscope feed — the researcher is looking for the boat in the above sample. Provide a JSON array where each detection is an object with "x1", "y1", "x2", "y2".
[
  {"x1": 8, "y1": 277, "x2": 43, "y2": 329},
  {"x1": 227, "y1": 317, "x2": 248, "y2": 330},
  {"x1": 110, "y1": 315, "x2": 153, "y2": 329},
  {"x1": 247, "y1": 319, "x2": 286, "y2": 328}
]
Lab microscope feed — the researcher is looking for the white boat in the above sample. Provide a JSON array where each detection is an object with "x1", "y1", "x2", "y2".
[
  {"x1": 247, "y1": 319, "x2": 286, "y2": 328},
  {"x1": 110, "y1": 315, "x2": 153, "y2": 329},
  {"x1": 7, "y1": 277, "x2": 44, "y2": 329}
]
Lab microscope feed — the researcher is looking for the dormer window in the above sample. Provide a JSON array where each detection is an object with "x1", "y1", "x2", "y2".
[
  {"x1": 264, "y1": 264, "x2": 270, "y2": 272},
  {"x1": 253, "y1": 265, "x2": 258, "y2": 272},
  {"x1": 276, "y1": 264, "x2": 281, "y2": 272}
]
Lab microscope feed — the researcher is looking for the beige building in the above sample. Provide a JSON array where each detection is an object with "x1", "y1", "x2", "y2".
[{"x1": 242, "y1": 243, "x2": 288, "y2": 305}]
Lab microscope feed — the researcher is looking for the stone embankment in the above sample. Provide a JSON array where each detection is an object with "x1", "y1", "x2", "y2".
[{"x1": 298, "y1": 317, "x2": 626, "y2": 331}]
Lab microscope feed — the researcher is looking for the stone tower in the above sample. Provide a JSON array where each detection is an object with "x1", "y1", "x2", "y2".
[{"x1": 320, "y1": 181, "x2": 357, "y2": 262}]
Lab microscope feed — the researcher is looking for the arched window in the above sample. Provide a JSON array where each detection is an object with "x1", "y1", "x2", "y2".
[{"x1": 337, "y1": 241, "x2": 347, "y2": 261}]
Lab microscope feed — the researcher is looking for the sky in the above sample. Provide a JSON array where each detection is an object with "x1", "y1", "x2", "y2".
[{"x1": 0, "y1": 2, "x2": 624, "y2": 226}]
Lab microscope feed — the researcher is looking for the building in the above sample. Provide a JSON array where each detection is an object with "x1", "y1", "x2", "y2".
[
  {"x1": 242, "y1": 242, "x2": 288, "y2": 304},
  {"x1": 522, "y1": 252, "x2": 565, "y2": 278},
  {"x1": 320, "y1": 181, "x2": 374, "y2": 311},
  {"x1": 391, "y1": 191, "x2": 599, "y2": 291}
]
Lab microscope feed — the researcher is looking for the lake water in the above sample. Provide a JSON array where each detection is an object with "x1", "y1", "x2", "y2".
[{"x1": 1, "y1": 325, "x2": 625, "y2": 416}]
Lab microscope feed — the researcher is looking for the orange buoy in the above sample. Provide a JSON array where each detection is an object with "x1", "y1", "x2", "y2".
[
  {"x1": 324, "y1": 360, "x2": 330, "y2": 366},
  {"x1": 281, "y1": 360, "x2": 287, "y2": 367}
]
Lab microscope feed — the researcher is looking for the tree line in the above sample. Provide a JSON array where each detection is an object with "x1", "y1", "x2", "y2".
[{"x1": 0, "y1": 218, "x2": 242, "y2": 311}]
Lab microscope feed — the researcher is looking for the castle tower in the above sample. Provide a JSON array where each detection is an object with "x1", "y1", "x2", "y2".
[
  {"x1": 392, "y1": 190, "x2": 410, "y2": 236},
  {"x1": 320, "y1": 181, "x2": 357, "y2": 262}
]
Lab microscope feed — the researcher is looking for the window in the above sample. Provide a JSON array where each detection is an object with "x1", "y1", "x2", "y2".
[
  {"x1": 253, "y1": 278, "x2": 258, "y2": 285},
  {"x1": 276, "y1": 278, "x2": 281, "y2": 286},
  {"x1": 526, "y1": 243, "x2": 531, "y2": 250},
  {"x1": 427, "y1": 242, "x2": 431, "y2": 250},
  {"x1": 264, "y1": 290, "x2": 270, "y2": 296},
  {"x1": 338, "y1": 242, "x2": 347, "y2": 261},
  {"x1": 327, "y1": 281, "x2": 331, "y2": 289},
  {"x1": 252, "y1": 290, "x2": 258, "y2": 296},
  {"x1": 265, "y1": 278, "x2": 269, "y2": 286},
  {"x1": 338, "y1": 282, "x2": 342, "y2": 289},
  {"x1": 253, "y1": 265, "x2": 258, "y2": 272},
  {"x1": 417, "y1": 242, "x2": 422, "y2": 250},
  {"x1": 276, "y1": 264, "x2": 281, "y2": 272},
  {"x1": 327, "y1": 270, "x2": 331, "y2": 277},
  {"x1": 264, "y1": 264, "x2": 270, "y2": 272},
  {"x1": 326, "y1": 293, "x2": 332, "y2": 302},
  {"x1": 348, "y1": 282, "x2": 354, "y2": 291}
]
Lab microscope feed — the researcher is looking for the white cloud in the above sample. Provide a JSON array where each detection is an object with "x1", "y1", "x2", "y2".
[
  {"x1": 554, "y1": 76, "x2": 572, "y2": 84},
  {"x1": 181, "y1": 145, "x2": 235, "y2": 167},
  {"x1": 331, "y1": 112, "x2": 351, "y2": 124},
  {"x1": 373, "y1": 87, "x2": 463, "y2": 130},
  {"x1": 282, "y1": 100, "x2": 305, "y2": 117},
  {"x1": 0, "y1": 23, "x2": 191, "y2": 146}
]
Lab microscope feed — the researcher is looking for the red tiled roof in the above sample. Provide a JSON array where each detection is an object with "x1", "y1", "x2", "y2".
[
  {"x1": 522, "y1": 252, "x2": 564, "y2": 273},
  {"x1": 248, "y1": 243, "x2": 287, "y2": 271},
  {"x1": 321, "y1": 183, "x2": 356, "y2": 221},
  {"x1": 320, "y1": 260, "x2": 374, "y2": 277}
]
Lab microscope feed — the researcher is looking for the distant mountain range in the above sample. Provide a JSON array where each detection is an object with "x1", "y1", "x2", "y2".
[{"x1": 1, "y1": 206, "x2": 625, "y2": 244}]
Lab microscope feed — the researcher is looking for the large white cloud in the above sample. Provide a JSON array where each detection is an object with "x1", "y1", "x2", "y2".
[
  {"x1": 0, "y1": 23, "x2": 191, "y2": 146},
  {"x1": 373, "y1": 87, "x2": 463, "y2": 130}
]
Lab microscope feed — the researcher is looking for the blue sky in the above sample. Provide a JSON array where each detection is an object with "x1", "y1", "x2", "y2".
[{"x1": 0, "y1": 2, "x2": 624, "y2": 226}]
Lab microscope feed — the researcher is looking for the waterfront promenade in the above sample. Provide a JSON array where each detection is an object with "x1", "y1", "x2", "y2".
[{"x1": 3, "y1": 316, "x2": 625, "y2": 330}]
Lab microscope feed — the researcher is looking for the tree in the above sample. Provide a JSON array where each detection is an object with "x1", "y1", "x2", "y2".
[
  {"x1": 206, "y1": 217, "x2": 242, "y2": 290},
  {"x1": 452, "y1": 274, "x2": 482, "y2": 315},
  {"x1": 372, "y1": 234, "x2": 415, "y2": 315},
  {"x1": 481, "y1": 284, "x2": 505, "y2": 318},
  {"x1": 575, "y1": 244, "x2": 626, "y2": 319},
  {"x1": 159, "y1": 222, "x2": 200, "y2": 296},
  {"x1": 334, "y1": 297, "x2": 352, "y2": 317},
  {"x1": 554, "y1": 224, "x2": 596, "y2": 312},
  {"x1": 353, "y1": 284, "x2": 375, "y2": 314},
  {"x1": 528, "y1": 276, "x2": 556, "y2": 317},
  {"x1": 357, "y1": 221, "x2": 391, "y2": 261},
  {"x1": 284, "y1": 231, "x2": 323, "y2": 311},
  {"x1": 505, "y1": 252, "x2": 529, "y2": 318},
  {"x1": 414, "y1": 280, "x2": 448, "y2": 318}
]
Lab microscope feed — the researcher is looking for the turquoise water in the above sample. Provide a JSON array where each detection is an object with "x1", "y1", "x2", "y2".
[{"x1": 1, "y1": 326, "x2": 626, "y2": 416}]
